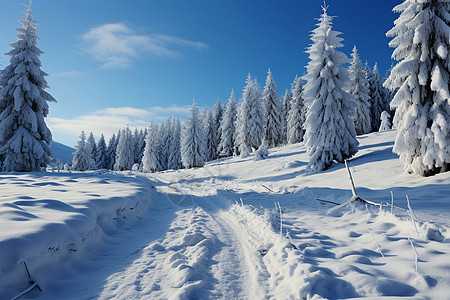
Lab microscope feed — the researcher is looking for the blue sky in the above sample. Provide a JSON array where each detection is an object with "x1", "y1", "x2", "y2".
[{"x1": 0, "y1": 0, "x2": 402, "y2": 146}]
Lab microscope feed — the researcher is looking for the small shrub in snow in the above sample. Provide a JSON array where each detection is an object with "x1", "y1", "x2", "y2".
[
  {"x1": 255, "y1": 145, "x2": 269, "y2": 161},
  {"x1": 379, "y1": 111, "x2": 391, "y2": 132}
]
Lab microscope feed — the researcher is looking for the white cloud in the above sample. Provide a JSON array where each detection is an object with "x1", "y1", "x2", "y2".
[
  {"x1": 53, "y1": 70, "x2": 84, "y2": 77},
  {"x1": 47, "y1": 105, "x2": 191, "y2": 147},
  {"x1": 80, "y1": 23, "x2": 208, "y2": 69}
]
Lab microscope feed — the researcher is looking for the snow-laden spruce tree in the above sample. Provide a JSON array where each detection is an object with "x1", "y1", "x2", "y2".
[
  {"x1": 87, "y1": 132, "x2": 97, "y2": 162},
  {"x1": 114, "y1": 127, "x2": 134, "y2": 171},
  {"x1": 369, "y1": 63, "x2": 386, "y2": 132},
  {"x1": 213, "y1": 98, "x2": 223, "y2": 154},
  {"x1": 302, "y1": 5, "x2": 358, "y2": 172},
  {"x1": 281, "y1": 89, "x2": 292, "y2": 145},
  {"x1": 384, "y1": 0, "x2": 450, "y2": 176},
  {"x1": 379, "y1": 111, "x2": 392, "y2": 131},
  {"x1": 0, "y1": 3, "x2": 56, "y2": 171},
  {"x1": 142, "y1": 123, "x2": 161, "y2": 173},
  {"x1": 72, "y1": 131, "x2": 95, "y2": 171},
  {"x1": 347, "y1": 46, "x2": 371, "y2": 135},
  {"x1": 262, "y1": 69, "x2": 282, "y2": 148},
  {"x1": 235, "y1": 74, "x2": 264, "y2": 154},
  {"x1": 181, "y1": 101, "x2": 206, "y2": 168},
  {"x1": 158, "y1": 120, "x2": 170, "y2": 170},
  {"x1": 204, "y1": 108, "x2": 218, "y2": 161},
  {"x1": 95, "y1": 134, "x2": 108, "y2": 169},
  {"x1": 168, "y1": 118, "x2": 182, "y2": 170},
  {"x1": 106, "y1": 133, "x2": 116, "y2": 170},
  {"x1": 219, "y1": 89, "x2": 237, "y2": 157},
  {"x1": 287, "y1": 76, "x2": 306, "y2": 144}
]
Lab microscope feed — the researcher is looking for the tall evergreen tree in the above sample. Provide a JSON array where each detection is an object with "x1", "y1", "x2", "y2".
[
  {"x1": 0, "y1": 3, "x2": 56, "y2": 171},
  {"x1": 87, "y1": 132, "x2": 97, "y2": 162},
  {"x1": 204, "y1": 108, "x2": 218, "y2": 161},
  {"x1": 369, "y1": 63, "x2": 385, "y2": 132},
  {"x1": 213, "y1": 98, "x2": 223, "y2": 154},
  {"x1": 72, "y1": 131, "x2": 95, "y2": 171},
  {"x1": 114, "y1": 127, "x2": 134, "y2": 171},
  {"x1": 142, "y1": 123, "x2": 161, "y2": 173},
  {"x1": 235, "y1": 74, "x2": 264, "y2": 153},
  {"x1": 181, "y1": 101, "x2": 206, "y2": 168},
  {"x1": 384, "y1": 0, "x2": 450, "y2": 176},
  {"x1": 347, "y1": 46, "x2": 371, "y2": 135},
  {"x1": 95, "y1": 134, "x2": 108, "y2": 169},
  {"x1": 302, "y1": 5, "x2": 358, "y2": 172},
  {"x1": 262, "y1": 69, "x2": 282, "y2": 148},
  {"x1": 219, "y1": 90, "x2": 237, "y2": 157},
  {"x1": 287, "y1": 76, "x2": 306, "y2": 144},
  {"x1": 106, "y1": 133, "x2": 116, "y2": 170},
  {"x1": 281, "y1": 88, "x2": 292, "y2": 145},
  {"x1": 158, "y1": 120, "x2": 170, "y2": 170},
  {"x1": 168, "y1": 118, "x2": 182, "y2": 170}
]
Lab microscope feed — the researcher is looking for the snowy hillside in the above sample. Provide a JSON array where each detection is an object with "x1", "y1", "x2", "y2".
[
  {"x1": 1, "y1": 130, "x2": 449, "y2": 299},
  {"x1": 50, "y1": 141, "x2": 75, "y2": 164}
]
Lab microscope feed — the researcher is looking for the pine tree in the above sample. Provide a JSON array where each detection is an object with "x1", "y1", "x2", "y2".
[
  {"x1": 142, "y1": 123, "x2": 161, "y2": 173},
  {"x1": 213, "y1": 98, "x2": 223, "y2": 155},
  {"x1": 181, "y1": 101, "x2": 206, "y2": 168},
  {"x1": 0, "y1": 3, "x2": 56, "y2": 171},
  {"x1": 302, "y1": 5, "x2": 358, "y2": 173},
  {"x1": 235, "y1": 74, "x2": 264, "y2": 153},
  {"x1": 347, "y1": 46, "x2": 371, "y2": 135},
  {"x1": 72, "y1": 131, "x2": 95, "y2": 171},
  {"x1": 95, "y1": 134, "x2": 108, "y2": 169},
  {"x1": 369, "y1": 63, "x2": 386, "y2": 132},
  {"x1": 204, "y1": 108, "x2": 218, "y2": 161},
  {"x1": 114, "y1": 127, "x2": 134, "y2": 171},
  {"x1": 287, "y1": 76, "x2": 306, "y2": 144},
  {"x1": 87, "y1": 132, "x2": 97, "y2": 163},
  {"x1": 158, "y1": 120, "x2": 170, "y2": 170},
  {"x1": 281, "y1": 88, "x2": 292, "y2": 145},
  {"x1": 262, "y1": 69, "x2": 282, "y2": 148},
  {"x1": 384, "y1": 0, "x2": 450, "y2": 176},
  {"x1": 168, "y1": 118, "x2": 182, "y2": 170},
  {"x1": 106, "y1": 133, "x2": 116, "y2": 170},
  {"x1": 219, "y1": 89, "x2": 237, "y2": 157}
]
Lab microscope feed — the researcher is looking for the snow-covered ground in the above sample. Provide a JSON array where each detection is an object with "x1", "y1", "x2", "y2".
[{"x1": 1, "y1": 130, "x2": 449, "y2": 299}]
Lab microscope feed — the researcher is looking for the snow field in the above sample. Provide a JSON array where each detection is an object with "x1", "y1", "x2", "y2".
[{"x1": 0, "y1": 172, "x2": 154, "y2": 299}]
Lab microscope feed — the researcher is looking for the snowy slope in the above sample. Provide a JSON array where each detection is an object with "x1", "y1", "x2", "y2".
[
  {"x1": 50, "y1": 141, "x2": 75, "y2": 164},
  {"x1": 1, "y1": 130, "x2": 449, "y2": 299}
]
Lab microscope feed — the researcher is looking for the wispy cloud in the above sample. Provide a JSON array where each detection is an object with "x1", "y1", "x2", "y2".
[
  {"x1": 47, "y1": 105, "x2": 191, "y2": 146},
  {"x1": 53, "y1": 70, "x2": 84, "y2": 77},
  {"x1": 80, "y1": 23, "x2": 208, "y2": 69}
]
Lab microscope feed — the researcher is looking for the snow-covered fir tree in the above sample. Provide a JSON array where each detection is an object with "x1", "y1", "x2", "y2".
[
  {"x1": 72, "y1": 131, "x2": 95, "y2": 171},
  {"x1": 213, "y1": 98, "x2": 223, "y2": 155},
  {"x1": 379, "y1": 111, "x2": 391, "y2": 132},
  {"x1": 114, "y1": 127, "x2": 134, "y2": 171},
  {"x1": 158, "y1": 120, "x2": 170, "y2": 170},
  {"x1": 181, "y1": 101, "x2": 206, "y2": 168},
  {"x1": 219, "y1": 90, "x2": 237, "y2": 157},
  {"x1": 0, "y1": 3, "x2": 56, "y2": 171},
  {"x1": 302, "y1": 5, "x2": 358, "y2": 172},
  {"x1": 168, "y1": 118, "x2": 182, "y2": 170},
  {"x1": 262, "y1": 69, "x2": 282, "y2": 148},
  {"x1": 87, "y1": 132, "x2": 97, "y2": 162},
  {"x1": 384, "y1": 0, "x2": 450, "y2": 176},
  {"x1": 95, "y1": 134, "x2": 108, "y2": 169},
  {"x1": 369, "y1": 63, "x2": 386, "y2": 132},
  {"x1": 281, "y1": 88, "x2": 292, "y2": 145},
  {"x1": 106, "y1": 133, "x2": 116, "y2": 170},
  {"x1": 235, "y1": 74, "x2": 264, "y2": 153},
  {"x1": 287, "y1": 76, "x2": 306, "y2": 144},
  {"x1": 204, "y1": 108, "x2": 218, "y2": 162},
  {"x1": 142, "y1": 123, "x2": 161, "y2": 173},
  {"x1": 347, "y1": 46, "x2": 371, "y2": 135}
]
